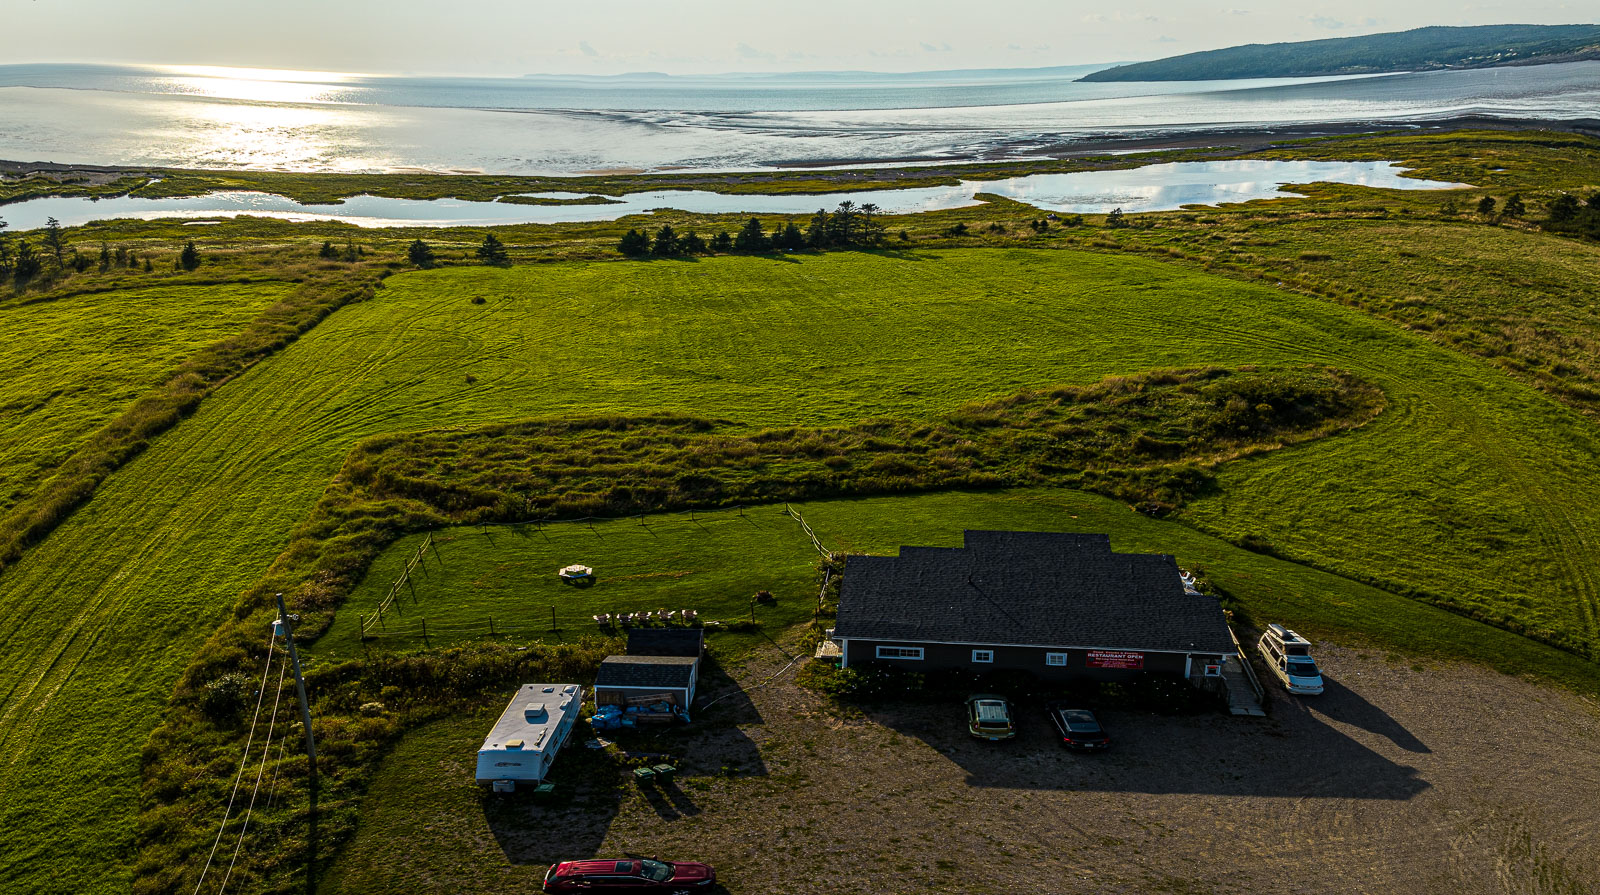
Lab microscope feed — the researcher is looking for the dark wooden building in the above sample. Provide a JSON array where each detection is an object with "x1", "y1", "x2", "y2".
[
  {"x1": 831, "y1": 531, "x2": 1233, "y2": 682},
  {"x1": 594, "y1": 655, "x2": 699, "y2": 710},
  {"x1": 626, "y1": 627, "x2": 704, "y2": 659}
]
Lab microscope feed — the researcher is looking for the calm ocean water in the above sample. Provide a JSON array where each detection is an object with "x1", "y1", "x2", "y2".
[{"x1": 0, "y1": 62, "x2": 1596, "y2": 175}]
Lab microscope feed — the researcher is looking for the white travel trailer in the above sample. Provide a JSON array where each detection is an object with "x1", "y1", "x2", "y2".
[{"x1": 476, "y1": 683, "x2": 582, "y2": 790}]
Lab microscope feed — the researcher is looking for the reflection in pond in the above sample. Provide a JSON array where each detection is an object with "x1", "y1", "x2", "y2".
[{"x1": 0, "y1": 160, "x2": 1465, "y2": 231}]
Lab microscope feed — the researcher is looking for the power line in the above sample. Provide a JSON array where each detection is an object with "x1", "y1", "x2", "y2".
[
  {"x1": 190, "y1": 635, "x2": 277, "y2": 895},
  {"x1": 216, "y1": 656, "x2": 289, "y2": 895}
]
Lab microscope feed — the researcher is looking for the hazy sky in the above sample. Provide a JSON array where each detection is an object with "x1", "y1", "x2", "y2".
[{"x1": 7, "y1": 1, "x2": 1594, "y2": 76}]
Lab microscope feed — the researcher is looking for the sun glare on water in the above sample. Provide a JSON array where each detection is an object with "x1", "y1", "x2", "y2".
[{"x1": 160, "y1": 64, "x2": 366, "y2": 104}]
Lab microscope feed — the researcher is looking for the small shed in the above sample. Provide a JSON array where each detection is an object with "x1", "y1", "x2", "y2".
[
  {"x1": 626, "y1": 627, "x2": 704, "y2": 658},
  {"x1": 475, "y1": 683, "x2": 581, "y2": 788},
  {"x1": 594, "y1": 655, "x2": 699, "y2": 710}
]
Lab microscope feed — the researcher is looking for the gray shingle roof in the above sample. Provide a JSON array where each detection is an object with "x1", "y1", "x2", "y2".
[
  {"x1": 832, "y1": 531, "x2": 1234, "y2": 655},
  {"x1": 626, "y1": 628, "x2": 704, "y2": 657},
  {"x1": 595, "y1": 655, "x2": 698, "y2": 689}
]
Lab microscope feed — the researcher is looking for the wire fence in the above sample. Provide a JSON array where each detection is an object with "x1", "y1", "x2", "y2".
[
  {"x1": 360, "y1": 533, "x2": 435, "y2": 637},
  {"x1": 784, "y1": 503, "x2": 837, "y2": 560},
  {"x1": 353, "y1": 503, "x2": 832, "y2": 647}
]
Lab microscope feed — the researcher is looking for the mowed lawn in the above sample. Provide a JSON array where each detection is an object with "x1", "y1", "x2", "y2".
[
  {"x1": 2, "y1": 249, "x2": 1599, "y2": 893},
  {"x1": 0, "y1": 282, "x2": 293, "y2": 514}
]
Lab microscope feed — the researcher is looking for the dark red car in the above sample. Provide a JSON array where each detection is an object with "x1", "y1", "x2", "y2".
[{"x1": 543, "y1": 857, "x2": 716, "y2": 891}]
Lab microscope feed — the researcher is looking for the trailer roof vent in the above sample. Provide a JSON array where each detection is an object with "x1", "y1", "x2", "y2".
[
  {"x1": 505, "y1": 739, "x2": 525, "y2": 749},
  {"x1": 524, "y1": 702, "x2": 547, "y2": 721}
]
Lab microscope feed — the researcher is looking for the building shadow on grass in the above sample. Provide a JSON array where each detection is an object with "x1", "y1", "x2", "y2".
[{"x1": 863, "y1": 690, "x2": 1429, "y2": 800}]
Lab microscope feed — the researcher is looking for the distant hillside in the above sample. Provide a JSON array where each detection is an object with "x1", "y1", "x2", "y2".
[{"x1": 1080, "y1": 24, "x2": 1600, "y2": 82}]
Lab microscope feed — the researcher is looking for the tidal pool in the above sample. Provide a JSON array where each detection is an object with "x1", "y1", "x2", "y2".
[{"x1": 0, "y1": 160, "x2": 1465, "y2": 231}]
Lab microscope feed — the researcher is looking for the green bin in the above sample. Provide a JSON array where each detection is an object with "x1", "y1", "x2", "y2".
[
  {"x1": 651, "y1": 764, "x2": 676, "y2": 783},
  {"x1": 632, "y1": 767, "x2": 656, "y2": 783}
]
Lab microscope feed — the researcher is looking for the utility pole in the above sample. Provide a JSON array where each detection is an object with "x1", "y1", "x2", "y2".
[{"x1": 273, "y1": 592, "x2": 317, "y2": 786}]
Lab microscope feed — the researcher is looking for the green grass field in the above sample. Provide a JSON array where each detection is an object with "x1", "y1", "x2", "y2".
[
  {"x1": 317, "y1": 510, "x2": 826, "y2": 661},
  {"x1": 0, "y1": 282, "x2": 292, "y2": 514},
  {"x1": 3, "y1": 247, "x2": 1600, "y2": 893}
]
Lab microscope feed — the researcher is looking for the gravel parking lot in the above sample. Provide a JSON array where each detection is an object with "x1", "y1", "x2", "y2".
[
  {"x1": 587, "y1": 642, "x2": 1600, "y2": 894},
  {"x1": 335, "y1": 640, "x2": 1600, "y2": 895}
]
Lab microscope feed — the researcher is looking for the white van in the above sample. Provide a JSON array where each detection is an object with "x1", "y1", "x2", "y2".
[{"x1": 1257, "y1": 624, "x2": 1324, "y2": 695}]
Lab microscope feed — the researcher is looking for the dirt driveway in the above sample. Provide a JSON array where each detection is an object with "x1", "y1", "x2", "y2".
[
  {"x1": 334, "y1": 639, "x2": 1600, "y2": 895},
  {"x1": 579, "y1": 641, "x2": 1600, "y2": 895}
]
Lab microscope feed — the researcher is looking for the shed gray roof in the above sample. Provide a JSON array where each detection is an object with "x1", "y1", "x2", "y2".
[
  {"x1": 627, "y1": 628, "x2": 704, "y2": 658},
  {"x1": 595, "y1": 655, "x2": 698, "y2": 690},
  {"x1": 832, "y1": 530, "x2": 1234, "y2": 655}
]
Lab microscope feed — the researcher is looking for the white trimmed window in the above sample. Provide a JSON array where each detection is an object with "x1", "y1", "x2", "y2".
[
  {"x1": 876, "y1": 645, "x2": 924, "y2": 660},
  {"x1": 971, "y1": 649, "x2": 995, "y2": 663},
  {"x1": 1045, "y1": 652, "x2": 1069, "y2": 667}
]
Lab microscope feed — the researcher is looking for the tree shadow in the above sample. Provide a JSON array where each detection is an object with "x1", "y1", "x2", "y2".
[
  {"x1": 864, "y1": 691, "x2": 1430, "y2": 800},
  {"x1": 1300, "y1": 678, "x2": 1431, "y2": 754}
]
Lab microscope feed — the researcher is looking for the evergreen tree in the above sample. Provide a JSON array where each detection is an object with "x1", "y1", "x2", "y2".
[
  {"x1": 681, "y1": 231, "x2": 707, "y2": 254},
  {"x1": 709, "y1": 230, "x2": 733, "y2": 252},
  {"x1": 12, "y1": 240, "x2": 42, "y2": 283},
  {"x1": 319, "y1": 240, "x2": 339, "y2": 259},
  {"x1": 775, "y1": 222, "x2": 806, "y2": 250},
  {"x1": 618, "y1": 228, "x2": 651, "y2": 256},
  {"x1": 733, "y1": 218, "x2": 768, "y2": 252},
  {"x1": 179, "y1": 241, "x2": 201, "y2": 270},
  {"x1": 1105, "y1": 207, "x2": 1127, "y2": 228},
  {"x1": 114, "y1": 245, "x2": 128, "y2": 267},
  {"x1": 342, "y1": 239, "x2": 359, "y2": 263},
  {"x1": 0, "y1": 219, "x2": 9, "y2": 280},
  {"x1": 1548, "y1": 194, "x2": 1580, "y2": 223},
  {"x1": 407, "y1": 239, "x2": 436, "y2": 268},
  {"x1": 125, "y1": 250, "x2": 138, "y2": 268},
  {"x1": 651, "y1": 224, "x2": 681, "y2": 256},
  {"x1": 828, "y1": 200, "x2": 858, "y2": 245},
  {"x1": 1476, "y1": 195, "x2": 1497, "y2": 217},
  {"x1": 806, "y1": 209, "x2": 832, "y2": 247},
  {"x1": 43, "y1": 217, "x2": 65, "y2": 269},
  {"x1": 143, "y1": 258, "x2": 153, "y2": 272},
  {"x1": 857, "y1": 203, "x2": 886, "y2": 245},
  {"x1": 476, "y1": 233, "x2": 509, "y2": 265},
  {"x1": 99, "y1": 242, "x2": 111, "y2": 272},
  {"x1": 1502, "y1": 193, "x2": 1526, "y2": 217}
]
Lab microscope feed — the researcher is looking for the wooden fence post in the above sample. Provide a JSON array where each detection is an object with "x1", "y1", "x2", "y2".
[
  {"x1": 549, "y1": 605, "x2": 557, "y2": 631},
  {"x1": 489, "y1": 616, "x2": 496, "y2": 636},
  {"x1": 422, "y1": 618, "x2": 429, "y2": 646}
]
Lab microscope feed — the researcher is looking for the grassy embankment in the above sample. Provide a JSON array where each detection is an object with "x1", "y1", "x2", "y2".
[
  {"x1": 0, "y1": 281, "x2": 291, "y2": 516},
  {"x1": 0, "y1": 261, "x2": 381, "y2": 571},
  {"x1": 0, "y1": 247, "x2": 1574, "y2": 893}
]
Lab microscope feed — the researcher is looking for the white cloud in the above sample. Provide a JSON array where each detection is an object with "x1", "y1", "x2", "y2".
[{"x1": 735, "y1": 42, "x2": 775, "y2": 61}]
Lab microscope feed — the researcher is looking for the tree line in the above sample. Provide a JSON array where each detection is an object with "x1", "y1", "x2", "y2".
[
  {"x1": 1543, "y1": 191, "x2": 1600, "y2": 239},
  {"x1": 618, "y1": 200, "x2": 889, "y2": 258},
  {"x1": 0, "y1": 216, "x2": 190, "y2": 288}
]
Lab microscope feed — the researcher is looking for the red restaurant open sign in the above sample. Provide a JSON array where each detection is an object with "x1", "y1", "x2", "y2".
[{"x1": 1086, "y1": 650, "x2": 1144, "y2": 669}]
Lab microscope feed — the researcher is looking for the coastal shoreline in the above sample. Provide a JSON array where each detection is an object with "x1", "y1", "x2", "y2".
[{"x1": 3, "y1": 115, "x2": 1596, "y2": 188}]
